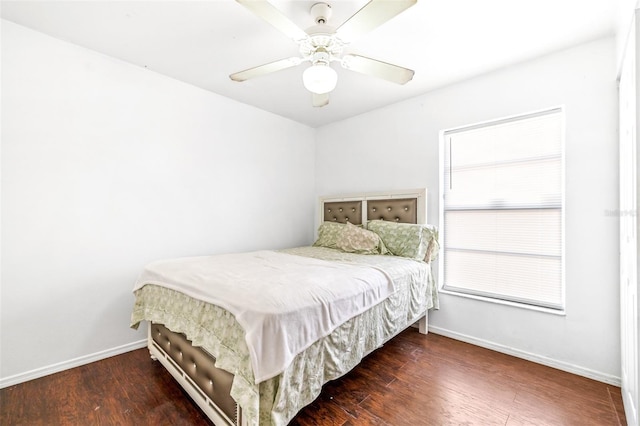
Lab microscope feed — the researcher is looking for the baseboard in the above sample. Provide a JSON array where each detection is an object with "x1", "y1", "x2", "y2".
[
  {"x1": 428, "y1": 325, "x2": 621, "y2": 387},
  {"x1": 0, "y1": 339, "x2": 147, "y2": 389},
  {"x1": 2, "y1": 328, "x2": 621, "y2": 389}
]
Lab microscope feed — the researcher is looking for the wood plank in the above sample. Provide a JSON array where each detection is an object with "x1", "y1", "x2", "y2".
[{"x1": 0, "y1": 330, "x2": 626, "y2": 426}]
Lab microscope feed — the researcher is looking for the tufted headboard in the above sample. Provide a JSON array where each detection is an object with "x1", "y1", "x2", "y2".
[
  {"x1": 319, "y1": 189, "x2": 426, "y2": 226},
  {"x1": 367, "y1": 198, "x2": 417, "y2": 223},
  {"x1": 322, "y1": 200, "x2": 363, "y2": 225}
]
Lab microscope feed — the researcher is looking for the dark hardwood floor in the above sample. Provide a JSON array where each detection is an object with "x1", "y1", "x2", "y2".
[{"x1": 0, "y1": 329, "x2": 626, "y2": 425}]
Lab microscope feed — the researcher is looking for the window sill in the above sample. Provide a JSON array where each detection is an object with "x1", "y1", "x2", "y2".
[{"x1": 438, "y1": 288, "x2": 566, "y2": 316}]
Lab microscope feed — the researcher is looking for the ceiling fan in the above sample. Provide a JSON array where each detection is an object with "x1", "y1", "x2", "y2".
[{"x1": 229, "y1": 0, "x2": 417, "y2": 107}]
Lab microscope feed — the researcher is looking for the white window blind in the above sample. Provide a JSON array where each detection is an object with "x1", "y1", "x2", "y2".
[{"x1": 442, "y1": 108, "x2": 564, "y2": 309}]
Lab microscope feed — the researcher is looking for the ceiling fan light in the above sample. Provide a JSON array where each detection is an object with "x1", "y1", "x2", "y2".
[{"x1": 302, "y1": 64, "x2": 337, "y2": 94}]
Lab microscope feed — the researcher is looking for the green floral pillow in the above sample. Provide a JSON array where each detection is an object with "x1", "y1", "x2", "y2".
[
  {"x1": 313, "y1": 222, "x2": 349, "y2": 249},
  {"x1": 367, "y1": 220, "x2": 439, "y2": 262},
  {"x1": 336, "y1": 222, "x2": 389, "y2": 255}
]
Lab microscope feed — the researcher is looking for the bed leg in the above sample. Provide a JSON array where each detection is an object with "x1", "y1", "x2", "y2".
[
  {"x1": 418, "y1": 313, "x2": 428, "y2": 335},
  {"x1": 147, "y1": 322, "x2": 158, "y2": 361}
]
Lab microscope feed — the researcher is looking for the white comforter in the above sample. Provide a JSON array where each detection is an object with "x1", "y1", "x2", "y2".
[{"x1": 133, "y1": 250, "x2": 394, "y2": 383}]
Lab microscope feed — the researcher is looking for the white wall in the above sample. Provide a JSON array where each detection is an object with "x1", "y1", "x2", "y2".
[
  {"x1": 316, "y1": 37, "x2": 620, "y2": 383},
  {"x1": 0, "y1": 20, "x2": 316, "y2": 384},
  {"x1": 617, "y1": 0, "x2": 639, "y2": 74}
]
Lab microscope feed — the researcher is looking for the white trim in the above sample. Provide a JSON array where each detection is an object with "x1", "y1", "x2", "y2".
[
  {"x1": 0, "y1": 339, "x2": 147, "y2": 389},
  {"x1": 438, "y1": 106, "x2": 566, "y2": 310},
  {"x1": 438, "y1": 288, "x2": 566, "y2": 316},
  {"x1": 428, "y1": 325, "x2": 621, "y2": 386},
  {"x1": 440, "y1": 105, "x2": 564, "y2": 135},
  {"x1": 624, "y1": 389, "x2": 638, "y2": 426}
]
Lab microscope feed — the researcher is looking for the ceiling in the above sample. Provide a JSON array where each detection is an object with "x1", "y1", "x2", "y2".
[{"x1": 1, "y1": 0, "x2": 622, "y2": 128}]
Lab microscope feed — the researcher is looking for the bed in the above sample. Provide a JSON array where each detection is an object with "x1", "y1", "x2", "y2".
[{"x1": 130, "y1": 189, "x2": 439, "y2": 426}]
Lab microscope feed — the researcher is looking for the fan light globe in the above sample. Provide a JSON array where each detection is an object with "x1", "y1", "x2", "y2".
[{"x1": 303, "y1": 64, "x2": 337, "y2": 94}]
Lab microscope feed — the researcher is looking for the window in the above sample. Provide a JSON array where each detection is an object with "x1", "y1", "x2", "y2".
[{"x1": 440, "y1": 108, "x2": 564, "y2": 310}]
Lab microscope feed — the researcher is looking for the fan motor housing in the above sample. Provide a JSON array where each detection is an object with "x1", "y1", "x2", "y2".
[
  {"x1": 310, "y1": 3, "x2": 332, "y2": 24},
  {"x1": 300, "y1": 29, "x2": 343, "y2": 58}
]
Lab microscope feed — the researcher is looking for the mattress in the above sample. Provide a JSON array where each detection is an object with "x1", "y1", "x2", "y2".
[{"x1": 131, "y1": 246, "x2": 437, "y2": 425}]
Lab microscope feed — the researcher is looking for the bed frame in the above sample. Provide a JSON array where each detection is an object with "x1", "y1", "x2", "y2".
[{"x1": 147, "y1": 189, "x2": 430, "y2": 425}]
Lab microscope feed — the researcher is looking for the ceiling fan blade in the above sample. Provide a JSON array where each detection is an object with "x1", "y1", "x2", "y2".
[
  {"x1": 236, "y1": 0, "x2": 308, "y2": 42},
  {"x1": 341, "y1": 54, "x2": 414, "y2": 85},
  {"x1": 230, "y1": 57, "x2": 302, "y2": 82},
  {"x1": 312, "y1": 93, "x2": 330, "y2": 108},
  {"x1": 336, "y1": 0, "x2": 417, "y2": 43}
]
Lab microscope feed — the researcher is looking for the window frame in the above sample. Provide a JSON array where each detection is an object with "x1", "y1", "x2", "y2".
[{"x1": 437, "y1": 106, "x2": 566, "y2": 313}]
